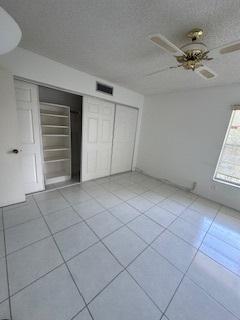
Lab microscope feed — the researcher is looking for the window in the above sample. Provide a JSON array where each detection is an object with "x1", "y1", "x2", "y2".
[{"x1": 214, "y1": 107, "x2": 240, "y2": 187}]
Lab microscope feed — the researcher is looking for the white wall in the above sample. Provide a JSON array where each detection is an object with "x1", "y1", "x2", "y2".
[
  {"x1": 137, "y1": 85, "x2": 240, "y2": 211},
  {"x1": 0, "y1": 47, "x2": 144, "y2": 169}
]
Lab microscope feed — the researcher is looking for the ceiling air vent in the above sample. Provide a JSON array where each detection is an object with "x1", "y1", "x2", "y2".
[{"x1": 96, "y1": 82, "x2": 113, "y2": 96}]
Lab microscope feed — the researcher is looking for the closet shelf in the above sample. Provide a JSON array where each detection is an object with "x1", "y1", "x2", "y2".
[
  {"x1": 44, "y1": 157, "x2": 70, "y2": 163},
  {"x1": 46, "y1": 171, "x2": 71, "y2": 180},
  {"x1": 41, "y1": 124, "x2": 69, "y2": 128},
  {"x1": 42, "y1": 134, "x2": 69, "y2": 137},
  {"x1": 44, "y1": 146, "x2": 69, "y2": 151},
  {"x1": 40, "y1": 112, "x2": 68, "y2": 118}
]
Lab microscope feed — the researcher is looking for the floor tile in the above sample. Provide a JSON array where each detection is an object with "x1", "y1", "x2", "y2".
[
  {"x1": 145, "y1": 206, "x2": 177, "y2": 228},
  {"x1": 112, "y1": 188, "x2": 138, "y2": 201},
  {"x1": 168, "y1": 218, "x2": 206, "y2": 248},
  {"x1": 166, "y1": 277, "x2": 237, "y2": 320},
  {"x1": 127, "y1": 183, "x2": 149, "y2": 195},
  {"x1": 154, "y1": 184, "x2": 177, "y2": 198},
  {"x1": 95, "y1": 176, "x2": 112, "y2": 184},
  {"x1": 200, "y1": 234, "x2": 240, "y2": 276},
  {"x1": 34, "y1": 190, "x2": 63, "y2": 202},
  {"x1": 89, "y1": 271, "x2": 162, "y2": 320},
  {"x1": 127, "y1": 196, "x2": 154, "y2": 213},
  {"x1": 208, "y1": 212, "x2": 240, "y2": 250},
  {"x1": 152, "y1": 230, "x2": 197, "y2": 272},
  {"x1": 0, "y1": 231, "x2": 5, "y2": 258},
  {"x1": 128, "y1": 215, "x2": 164, "y2": 243},
  {"x1": 3, "y1": 195, "x2": 34, "y2": 212},
  {"x1": 11, "y1": 265, "x2": 84, "y2": 320},
  {"x1": 73, "y1": 199, "x2": 105, "y2": 220},
  {"x1": 73, "y1": 308, "x2": 92, "y2": 320},
  {"x1": 103, "y1": 227, "x2": 147, "y2": 266},
  {"x1": 54, "y1": 222, "x2": 98, "y2": 260},
  {"x1": 0, "y1": 300, "x2": 10, "y2": 319},
  {"x1": 68, "y1": 242, "x2": 122, "y2": 302},
  {"x1": 45, "y1": 207, "x2": 82, "y2": 234},
  {"x1": 158, "y1": 199, "x2": 186, "y2": 216},
  {"x1": 187, "y1": 252, "x2": 240, "y2": 318},
  {"x1": 140, "y1": 178, "x2": 162, "y2": 190},
  {"x1": 95, "y1": 193, "x2": 123, "y2": 209},
  {"x1": 3, "y1": 202, "x2": 41, "y2": 229},
  {"x1": 109, "y1": 202, "x2": 141, "y2": 224},
  {"x1": 168, "y1": 190, "x2": 196, "y2": 207},
  {"x1": 0, "y1": 258, "x2": 8, "y2": 303},
  {"x1": 142, "y1": 191, "x2": 165, "y2": 204},
  {"x1": 86, "y1": 187, "x2": 109, "y2": 198},
  {"x1": 101, "y1": 181, "x2": 122, "y2": 192},
  {"x1": 189, "y1": 197, "x2": 220, "y2": 216},
  {"x1": 179, "y1": 208, "x2": 213, "y2": 231},
  {"x1": 8, "y1": 237, "x2": 63, "y2": 295},
  {"x1": 86, "y1": 211, "x2": 123, "y2": 239},
  {"x1": 5, "y1": 218, "x2": 50, "y2": 254},
  {"x1": 128, "y1": 248, "x2": 182, "y2": 311},
  {"x1": 61, "y1": 188, "x2": 92, "y2": 204},
  {"x1": 37, "y1": 197, "x2": 70, "y2": 215}
]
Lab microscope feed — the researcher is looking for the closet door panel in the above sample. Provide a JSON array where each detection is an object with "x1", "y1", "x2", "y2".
[
  {"x1": 15, "y1": 80, "x2": 44, "y2": 193},
  {"x1": 111, "y1": 105, "x2": 138, "y2": 175},
  {"x1": 82, "y1": 97, "x2": 114, "y2": 181}
]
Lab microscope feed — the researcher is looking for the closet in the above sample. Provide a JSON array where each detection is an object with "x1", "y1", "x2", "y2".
[
  {"x1": 39, "y1": 85, "x2": 82, "y2": 188},
  {"x1": 14, "y1": 80, "x2": 139, "y2": 193},
  {"x1": 82, "y1": 97, "x2": 138, "y2": 181},
  {"x1": 40, "y1": 103, "x2": 71, "y2": 185}
]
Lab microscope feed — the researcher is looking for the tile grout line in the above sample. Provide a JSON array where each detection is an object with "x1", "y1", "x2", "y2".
[
  {"x1": 2, "y1": 173, "x2": 237, "y2": 319},
  {"x1": 32, "y1": 196, "x2": 95, "y2": 320},
  {"x1": 61, "y1": 176, "x2": 240, "y2": 318},
  {"x1": 2, "y1": 209, "x2": 13, "y2": 320},
  {"x1": 160, "y1": 204, "x2": 240, "y2": 320},
  {"x1": 61, "y1": 186, "x2": 168, "y2": 316}
]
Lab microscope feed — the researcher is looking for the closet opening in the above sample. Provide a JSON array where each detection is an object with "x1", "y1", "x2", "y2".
[{"x1": 38, "y1": 85, "x2": 82, "y2": 190}]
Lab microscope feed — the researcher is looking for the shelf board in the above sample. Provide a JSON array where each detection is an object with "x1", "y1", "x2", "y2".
[
  {"x1": 44, "y1": 157, "x2": 70, "y2": 163},
  {"x1": 41, "y1": 124, "x2": 69, "y2": 128},
  {"x1": 45, "y1": 171, "x2": 71, "y2": 184},
  {"x1": 40, "y1": 112, "x2": 68, "y2": 118},
  {"x1": 42, "y1": 134, "x2": 69, "y2": 137},
  {"x1": 44, "y1": 146, "x2": 69, "y2": 152}
]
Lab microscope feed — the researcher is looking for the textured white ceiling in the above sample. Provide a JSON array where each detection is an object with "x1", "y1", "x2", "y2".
[{"x1": 1, "y1": 0, "x2": 240, "y2": 94}]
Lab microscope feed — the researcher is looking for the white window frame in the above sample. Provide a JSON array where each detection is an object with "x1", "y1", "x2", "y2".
[{"x1": 213, "y1": 107, "x2": 240, "y2": 188}]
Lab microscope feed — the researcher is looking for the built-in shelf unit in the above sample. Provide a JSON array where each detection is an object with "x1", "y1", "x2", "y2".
[{"x1": 40, "y1": 103, "x2": 71, "y2": 185}]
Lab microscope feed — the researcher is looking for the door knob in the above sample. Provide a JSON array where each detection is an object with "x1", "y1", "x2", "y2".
[{"x1": 12, "y1": 149, "x2": 19, "y2": 154}]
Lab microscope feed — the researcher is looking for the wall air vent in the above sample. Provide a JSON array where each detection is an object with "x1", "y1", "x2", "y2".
[{"x1": 96, "y1": 82, "x2": 113, "y2": 96}]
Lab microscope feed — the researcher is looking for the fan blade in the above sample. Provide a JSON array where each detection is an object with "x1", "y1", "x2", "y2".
[
  {"x1": 195, "y1": 65, "x2": 217, "y2": 80},
  {"x1": 210, "y1": 40, "x2": 240, "y2": 58},
  {"x1": 149, "y1": 34, "x2": 185, "y2": 56},
  {"x1": 145, "y1": 66, "x2": 180, "y2": 77}
]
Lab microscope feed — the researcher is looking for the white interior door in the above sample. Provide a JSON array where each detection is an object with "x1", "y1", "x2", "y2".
[
  {"x1": 111, "y1": 105, "x2": 138, "y2": 175},
  {"x1": 82, "y1": 96, "x2": 114, "y2": 181},
  {"x1": 14, "y1": 80, "x2": 44, "y2": 194},
  {"x1": 0, "y1": 68, "x2": 25, "y2": 207}
]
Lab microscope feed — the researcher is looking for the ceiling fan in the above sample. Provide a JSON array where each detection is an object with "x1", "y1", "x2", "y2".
[{"x1": 147, "y1": 28, "x2": 240, "y2": 79}]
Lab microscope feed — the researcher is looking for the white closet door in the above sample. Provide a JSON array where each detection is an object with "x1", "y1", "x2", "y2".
[
  {"x1": 111, "y1": 105, "x2": 138, "y2": 175},
  {"x1": 82, "y1": 96, "x2": 114, "y2": 181},
  {"x1": 0, "y1": 69, "x2": 25, "y2": 207},
  {"x1": 14, "y1": 80, "x2": 44, "y2": 193}
]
